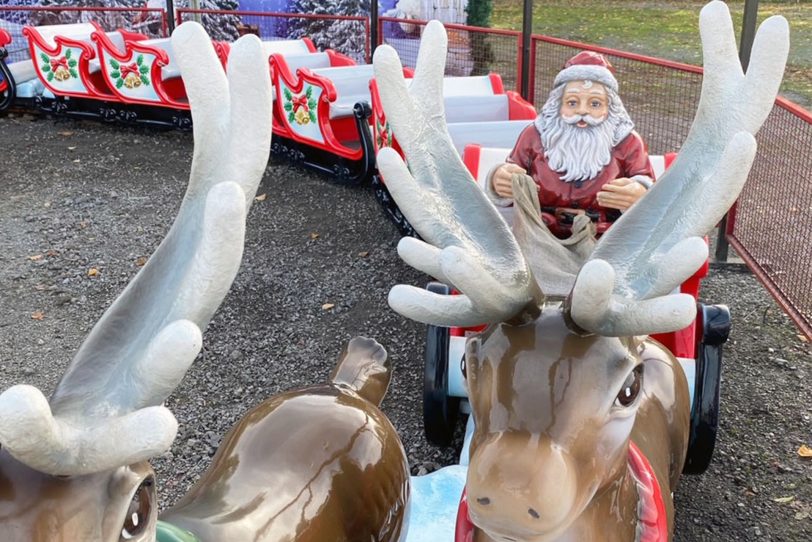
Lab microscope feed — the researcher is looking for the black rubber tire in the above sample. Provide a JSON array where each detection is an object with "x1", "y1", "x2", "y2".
[
  {"x1": 423, "y1": 282, "x2": 461, "y2": 446},
  {"x1": 683, "y1": 303, "x2": 730, "y2": 475}
]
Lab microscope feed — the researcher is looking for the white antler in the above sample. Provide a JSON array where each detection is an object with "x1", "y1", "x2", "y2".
[
  {"x1": 374, "y1": 21, "x2": 541, "y2": 327},
  {"x1": 0, "y1": 23, "x2": 272, "y2": 476},
  {"x1": 569, "y1": 1, "x2": 789, "y2": 336}
]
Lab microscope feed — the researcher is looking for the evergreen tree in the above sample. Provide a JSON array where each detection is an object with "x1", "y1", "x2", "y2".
[
  {"x1": 175, "y1": 0, "x2": 241, "y2": 42},
  {"x1": 31, "y1": 0, "x2": 146, "y2": 30},
  {"x1": 23, "y1": 0, "x2": 241, "y2": 41},
  {"x1": 287, "y1": 0, "x2": 370, "y2": 62},
  {"x1": 466, "y1": 0, "x2": 493, "y2": 76}
]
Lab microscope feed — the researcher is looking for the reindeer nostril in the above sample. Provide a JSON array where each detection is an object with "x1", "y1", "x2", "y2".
[
  {"x1": 528, "y1": 508, "x2": 540, "y2": 519},
  {"x1": 476, "y1": 497, "x2": 491, "y2": 506}
]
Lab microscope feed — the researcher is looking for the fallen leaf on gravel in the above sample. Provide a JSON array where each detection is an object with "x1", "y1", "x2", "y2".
[
  {"x1": 135, "y1": 256, "x2": 148, "y2": 267},
  {"x1": 798, "y1": 445, "x2": 812, "y2": 458},
  {"x1": 45, "y1": 249, "x2": 58, "y2": 257},
  {"x1": 358, "y1": 251, "x2": 369, "y2": 257},
  {"x1": 798, "y1": 334, "x2": 809, "y2": 343},
  {"x1": 796, "y1": 510, "x2": 811, "y2": 521},
  {"x1": 87, "y1": 268, "x2": 99, "y2": 277},
  {"x1": 322, "y1": 303, "x2": 335, "y2": 310},
  {"x1": 57, "y1": 131, "x2": 74, "y2": 136},
  {"x1": 772, "y1": 496, "x2": 796, "y2": 504},
  {"x1": 28, "y1": 254, "x2": 43, "y2": 261},
  {"x1": 254, "y1": 193, "x2": 267, "y2": 202},
  {"x1": 31, "y1": 311, "x2": 44, "y2": 320},
  {"x1": 310, "y1": 232, "x2": 320, "y2": 240}
]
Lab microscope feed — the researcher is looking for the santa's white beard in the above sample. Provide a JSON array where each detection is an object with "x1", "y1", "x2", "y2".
[
  {"x1": 535, "y1": 84, "x2": 634, "y2": 183},
  {"x1": 539, "y1": 113, "x2": 620, "y2": 183}
]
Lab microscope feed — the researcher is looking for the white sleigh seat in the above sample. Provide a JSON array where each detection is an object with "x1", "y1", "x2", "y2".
[
  {"x1": 8, "y1": 59, "x2": 37, "y2": 83},
  {"x1": 32, "y1": 23, "x2": 96, "y2": 47},
  {"x1": 447, "y1": 120, "x2": 529, "y2": 155},
  {"x1": 282, "y1": 52, "x2": 332, "y2": 73},
  {"x1": 312, "y1": 64, "x2": 375, "y2": 119},
  {"x1": 445, "y1": 94, "x2": 509, "y2": 123},
  {"x1": 442, "y1": 75, "x2": 498, "y2": 96},
  {"x1": 261, "y1": 39, "x2": 313, "y2": 56}
]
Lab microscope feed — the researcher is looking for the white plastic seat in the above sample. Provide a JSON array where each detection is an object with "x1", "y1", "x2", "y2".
[
  {"x1": 442, "y1": 75, "x2": 497, "y2": 96},
  {"x1": 261, "y1": 39, "x2": 313, "y2": 56},
  {"x1": 444, "y1": 94, "x2": 509, "y2": 123},
  {"x1": 33, "y1": 23, "x2": 96, "y2": 47},
  {"x1": 447, "y1": 120, "x2": 529, "y2": 154},
  {"x1": 8, "y1": 59, "x2": 37, "y2": 83},
  {"x1": 282, "y1": 52, "x2": 332, "y2": 72},
  {"x1": 312, "y1": 65, "x2": 375, "y2": 119}
]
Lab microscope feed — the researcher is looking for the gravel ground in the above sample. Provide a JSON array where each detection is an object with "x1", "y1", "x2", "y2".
[{"x1": 0, "y1": 114, "x2": 810, "y2": 541}]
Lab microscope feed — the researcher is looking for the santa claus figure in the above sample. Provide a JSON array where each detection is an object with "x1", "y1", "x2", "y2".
[{"x1": 486, "y1": 51, "x2": 654, "y2": 237}]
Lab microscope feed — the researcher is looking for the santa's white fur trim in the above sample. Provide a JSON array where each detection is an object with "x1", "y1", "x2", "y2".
[{"x1": 554, "y1": 65, "x2": 618, "y2": 92}]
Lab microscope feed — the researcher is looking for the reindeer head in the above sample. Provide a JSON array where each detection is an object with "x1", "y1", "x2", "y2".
[
  {"x1": 0, "y1": 22, "x2": 272, "y2": 541},
  {"x1": 373, "y1": 2, "x2": 787, "y2": 540}
]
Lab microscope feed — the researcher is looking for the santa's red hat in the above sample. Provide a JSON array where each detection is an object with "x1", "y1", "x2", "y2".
[{"x1": 553, "y1": 51, "x2": 618, "y2": 92}]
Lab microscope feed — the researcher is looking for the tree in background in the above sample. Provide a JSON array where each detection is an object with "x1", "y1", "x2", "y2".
[
  {"x1": 31, "y1": 0, "x2": 144, "y2": 27},
  {"x1": 174, "y1": 0, "x2": 241, "y2": 41},
  {"x1": 26, "y1": 0, "x2": 241, "y2": 41},
  {"x1": 466, "y1": 0, "x2": 493, "y2": 75},
  {"x1": 286, "y1": 0, "x2": 370, "y2": 62}
]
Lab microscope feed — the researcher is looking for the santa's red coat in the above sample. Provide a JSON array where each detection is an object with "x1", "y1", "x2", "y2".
[{"x1": 507, "y1": 124, "x2": 654, "y2": 234}]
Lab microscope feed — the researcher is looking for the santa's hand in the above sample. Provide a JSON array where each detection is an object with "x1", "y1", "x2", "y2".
[
  {"x1": 596, "y1": 177, "x2": 648, "y2": 211},
  {"x1": 491, "y1": 163, "x2": 527, "y2": 199}
]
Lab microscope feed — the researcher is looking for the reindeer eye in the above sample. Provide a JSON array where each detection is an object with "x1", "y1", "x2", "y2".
[
  {"x1": 120, "y1": 477, "x2": 153, "y2": 540},
  {"x1": 614, "y1": 365, "x2": 643, "y2": 408}
]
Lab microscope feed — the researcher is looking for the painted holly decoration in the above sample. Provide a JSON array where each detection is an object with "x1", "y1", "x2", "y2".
[
  {"x1": 376, "y1": 116, "x2": 392, "y2": 149},
  {"x1": 283, "y1": 86, "x2": 316, "y2": 125},
  {"x1": 109, "y1": 55, "x2": 150, "y2": 89},
  {"x1": 40, "y1": 50, "x2": 77, "y2": 82}
]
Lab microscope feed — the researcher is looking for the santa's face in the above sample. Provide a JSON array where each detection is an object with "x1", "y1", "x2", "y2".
[{"x1": 560, "y1": 81, "x2": 609, "y2": 128}]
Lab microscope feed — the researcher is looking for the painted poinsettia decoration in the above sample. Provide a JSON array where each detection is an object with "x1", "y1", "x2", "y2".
[
  {"x1": 109, "y1": 55, "x2": 151, "y2": 89},
  {"x1": 375, "y1": 116, "x2": 391, "y2": 148},
  {"x1": 40, "y1": 50, "x2": 77, "y2": 82},
  {"x1": 283, "y1": 86, "x2": 317, "y2": 125}
]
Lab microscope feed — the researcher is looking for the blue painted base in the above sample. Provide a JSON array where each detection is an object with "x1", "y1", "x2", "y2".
[{"x1": 406, "y1": 465, "x2": 467, "y2": 542}]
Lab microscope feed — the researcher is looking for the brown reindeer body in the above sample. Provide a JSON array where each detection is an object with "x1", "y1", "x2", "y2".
[
  {"x1": 161, "y1": 338, "x2": 410, "y2": 542},
  {"x1": 0, "y1": 338, "x2": 409, "y2": 542},
  {"x1": 464, "y1": 306, "x2": 689, "y2": 541}
]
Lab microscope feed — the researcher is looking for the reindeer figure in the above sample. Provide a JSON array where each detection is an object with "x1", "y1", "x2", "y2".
[
  {"x1": 373, "y1": 2, "x2": 788, "y2": 541},
  {"x1": 0, "y1": 23, "x2": 408, "y2": 542}
]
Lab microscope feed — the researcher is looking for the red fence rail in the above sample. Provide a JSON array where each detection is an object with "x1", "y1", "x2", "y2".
[{"x1": 175, "y1": 9, "x2": 370, "y2": 63}]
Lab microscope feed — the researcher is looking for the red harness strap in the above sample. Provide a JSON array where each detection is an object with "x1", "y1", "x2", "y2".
[{"x1": 454, "y1": 441, "x2": 667, "y2": 542}]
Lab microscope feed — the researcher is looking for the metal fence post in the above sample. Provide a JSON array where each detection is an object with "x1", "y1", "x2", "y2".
[
  {"x1": 370, "y1": 0, "x2": 378, "y2": 59},
  {"x1": 715, "y1": 0, "x2": 759, "y2": 262},
  {"x1": 520, "y1": 0, "x2": 532, "y2": 100},
  {"x1": 165, "y1": 0, "x2": 175, "y2": 34}
]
